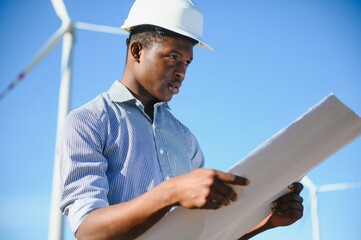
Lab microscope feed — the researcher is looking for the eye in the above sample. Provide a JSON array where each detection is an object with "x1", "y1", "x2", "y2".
[
  {"x1": 169, "y1": 54, "x2": 178, "y2": 61},
  {"x1": 168, "y1": 54, "x2": 192, "y2": 66},
  {"x1": 185, "y1": 60, "x2": 192, "y2": 66}
]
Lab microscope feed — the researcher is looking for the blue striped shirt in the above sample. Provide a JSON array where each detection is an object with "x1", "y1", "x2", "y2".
[{"x1": 58, "y1": 80, "x2": 204, "y2": 234}]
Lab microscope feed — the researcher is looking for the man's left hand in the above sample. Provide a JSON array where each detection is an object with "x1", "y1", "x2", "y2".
[{"x1": 268, "y1": 182, "x2": 304, "y2": 227}]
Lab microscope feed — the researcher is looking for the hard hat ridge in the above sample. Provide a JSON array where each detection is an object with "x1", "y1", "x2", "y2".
[{"x1": 121, "y1": 0, "x2": 213, "y2": 51}]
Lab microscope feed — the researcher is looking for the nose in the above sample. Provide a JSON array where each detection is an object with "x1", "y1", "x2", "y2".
[{"x1": 174, "y1": 62, "x2": 187, "y2": 80}]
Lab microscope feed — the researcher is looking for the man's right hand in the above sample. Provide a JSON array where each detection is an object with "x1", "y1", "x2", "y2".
[
  {"x1": 76, "y1": 169, "x2": 249, "y2": 240},
  {"x1": 167, "y1": 168, "x2": 250, "y2": 209}
]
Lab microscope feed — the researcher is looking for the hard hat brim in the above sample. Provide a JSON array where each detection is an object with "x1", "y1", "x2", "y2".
[{"x1": 121, "y1": 24, "x2": 213, "y2": 51}]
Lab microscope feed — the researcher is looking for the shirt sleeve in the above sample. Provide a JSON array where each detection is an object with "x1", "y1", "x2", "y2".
[
  {"x1": 57, "y1": 107, "x2": 110, "y2": 234},
  {"x1": 188, "y1": 130, "x2": 205, "y2": 170}
]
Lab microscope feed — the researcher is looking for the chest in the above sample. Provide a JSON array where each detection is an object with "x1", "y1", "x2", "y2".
[{"x1": 104, "y1": 104, "x2": 194, "y2": 181}]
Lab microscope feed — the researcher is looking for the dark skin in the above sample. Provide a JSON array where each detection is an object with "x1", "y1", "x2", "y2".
[
  {"x1": 122, "y1": 35, "x2": 192, "y2": 120},
  {"x1": 75, "y1": 34, "x2": 304, "y2": 240},
  {"x1": 239, "y1": 182, "x2": 304, "y2": 239}
]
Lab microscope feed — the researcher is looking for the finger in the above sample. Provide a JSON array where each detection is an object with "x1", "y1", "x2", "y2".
[
  {"x1": 205, "y1": 199, "x2": 222, "y2": 210},
  {"x1": 209, "y1": 191, "x2": 231, "y2": 206},
  {"x1": 272, "y1": 199, "x2": 304, "y2": 220},
  {"x1": 212, "y1": 179, "x2": 238, "y2": 201},
  {"x1": 272, "y1": 206, "x2": 304, "y2": 221},
  {"x1": 288, "y1": 182, "x2": 303, "y2": 194},
  {"x1": 274, "y1": 201, "x2": 304, "y2": 212},
  {"x1": 215, "y1": 170, "x2": 250, "y2": 186},
  {"x1": 273, "y1": 192, "x2": 303, "y2": 206}
]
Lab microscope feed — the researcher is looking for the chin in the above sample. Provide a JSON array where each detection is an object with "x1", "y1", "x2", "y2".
[
  {"x1": 157, "y1": 92, "x2": 174, "y2": 103},
  {"x1": 162, "y1": 96, "x2": 173, "y2": 103}
]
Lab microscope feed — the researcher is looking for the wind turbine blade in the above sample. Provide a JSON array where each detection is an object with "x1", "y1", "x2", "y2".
[
  {"x1": 51, "y1": 0, "x2": 70, "y2": 23},
  {"x1": 318, "y1": 182, "x2": 361, "y2": 192},
  {"x1": 74, "y1": 22, "x2": 128, "y2": 35},
  {"x1": 0, "y1": 25, "x2": 68, "y2": 101},
  {"x1": 0, "y1": 74, "x2": 24, "y2": 100},
  {"x1": 22, "y1": 26, "x2": 68, "y2": 75}
]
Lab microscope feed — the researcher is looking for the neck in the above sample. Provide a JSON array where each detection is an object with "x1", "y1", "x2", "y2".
[
  {"x1": 121, "y1": 80, "x2": 158, "y2": 121},
  {"x1": 144, "y1": 106, "x2": 154, "y2": 121}
]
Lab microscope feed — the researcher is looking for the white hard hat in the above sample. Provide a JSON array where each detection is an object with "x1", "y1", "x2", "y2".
[{"x1": 121, "y1": 0, "x2": 213, "y2": 51}]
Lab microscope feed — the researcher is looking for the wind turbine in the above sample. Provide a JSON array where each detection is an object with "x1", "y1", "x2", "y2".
[
  {"x1": 301, "y1": 175, "x2": 361, "y2": 240},
  {"x1": 0, "y1": 1, "x2": 127, "y2": 239}
]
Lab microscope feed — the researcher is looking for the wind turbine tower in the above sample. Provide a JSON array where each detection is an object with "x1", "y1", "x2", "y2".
[
  {"x1": 302, "y1": 175, "x2": 361, "y2": 240},
  {"x1": 0, "y1": 1, "x2": 127, "y2": 239}
]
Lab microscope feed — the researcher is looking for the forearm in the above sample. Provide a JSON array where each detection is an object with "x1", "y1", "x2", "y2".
[
  {"x1": 75, "y1": 168, "x2": 250, "y2": 239},
  {"x1": 238, "y1": 216, "x2": 275, "y2": 240},
  {"x1": 76, "y1": 180, "x2": 177, "y2": 240}
]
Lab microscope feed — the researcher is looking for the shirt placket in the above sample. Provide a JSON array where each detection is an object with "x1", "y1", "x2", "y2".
[{"x1": 153, "y1": 105, "x2": 172, "y2": 180}]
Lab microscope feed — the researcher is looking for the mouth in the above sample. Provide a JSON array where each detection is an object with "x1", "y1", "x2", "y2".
[{"x1": 167, "y1": 81, "x2": 182, "y2": 94}]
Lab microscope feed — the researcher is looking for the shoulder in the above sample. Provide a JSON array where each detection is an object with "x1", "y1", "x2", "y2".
[
  {"x1": 61, "y1": 93, "x2": 118, "y2": 142},
  {"x1": 66, "y1": 96, "x2": 100, "y2": 127},
  {"x1": 67, "y1": 91, "x2": 118, "y2": 125}
]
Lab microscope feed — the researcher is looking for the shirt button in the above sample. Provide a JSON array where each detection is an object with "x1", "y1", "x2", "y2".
[{"x1": 160, "y1": 149, "x2": 164, "y2": 154}]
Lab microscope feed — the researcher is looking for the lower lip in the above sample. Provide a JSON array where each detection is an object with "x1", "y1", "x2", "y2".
[{"x1": 168, "y1": 84, "x2": 180, "y2": 94}]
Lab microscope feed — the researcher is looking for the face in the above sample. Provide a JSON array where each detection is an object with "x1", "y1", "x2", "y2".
[{"x1": 131, "y1": 35, "x2": 194, "y2": 105}]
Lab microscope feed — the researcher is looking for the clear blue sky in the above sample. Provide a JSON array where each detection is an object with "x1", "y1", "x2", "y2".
[{"x1": 0, "y1": 0, "x2": 360, "y2": 239}]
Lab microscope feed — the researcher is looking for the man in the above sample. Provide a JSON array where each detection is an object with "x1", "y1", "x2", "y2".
[{"x1": 58, "y1": 0, "x2": 304, "y2": 239}]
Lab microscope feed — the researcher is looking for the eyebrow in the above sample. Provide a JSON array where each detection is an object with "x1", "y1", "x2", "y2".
[{"x1": 171, "y1": 49, "x2": 193, "y2": 62}]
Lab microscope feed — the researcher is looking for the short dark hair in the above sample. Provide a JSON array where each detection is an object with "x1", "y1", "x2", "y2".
[{"x1": 126, "y1": 25, "x2": 198, "y2": 49}]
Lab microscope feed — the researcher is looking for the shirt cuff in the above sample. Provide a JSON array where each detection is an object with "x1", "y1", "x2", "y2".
[{"x1": 66, "y1": 198, "x2": 109, "y2": 234}]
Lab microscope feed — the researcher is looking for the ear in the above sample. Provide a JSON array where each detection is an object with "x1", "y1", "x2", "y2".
[{"x1": 129, "y1": 41, "x2": 142, "y2": 63}]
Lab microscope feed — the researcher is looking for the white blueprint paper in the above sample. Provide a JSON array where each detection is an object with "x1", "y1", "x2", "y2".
[{"x1": 137, "y1": 94, "x2": 361, "y2": 240}]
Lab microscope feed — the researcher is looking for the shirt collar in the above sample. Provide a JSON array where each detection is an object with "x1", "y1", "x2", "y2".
[{"x1": 108, "y1": 80, "x2": 170, "y2": 109}]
